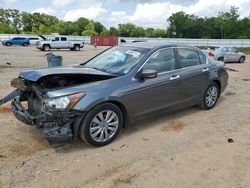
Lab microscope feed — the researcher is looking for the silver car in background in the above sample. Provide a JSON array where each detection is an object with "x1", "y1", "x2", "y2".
[{"x1": 206, "y1": 47, "x2": 246, "y2": 63}]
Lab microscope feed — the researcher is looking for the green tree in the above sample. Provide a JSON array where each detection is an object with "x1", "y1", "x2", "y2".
[
  {"x1": 0, "y1": 22, "x2": 16, "y2": 33},
  {"x1": 109, "y1": 27, "x2": 119, "y2": 36},
  {"x1": 76, "y1": 17, "x2": 89, "y2": 35},
  {"x1": 82, "y1": 22, "x2": 97, "y2": 36},
  {"x1": 118, "y1": 23, "x2": 137, "y2": 37},
  {"x1": 93, "y1": 21, "x2": 105, "y2": 34}
]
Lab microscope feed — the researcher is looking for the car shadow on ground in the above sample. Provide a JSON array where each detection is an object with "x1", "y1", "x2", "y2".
[{"x1": 53, "y1": 105, "x2": 205, "y2": 153}]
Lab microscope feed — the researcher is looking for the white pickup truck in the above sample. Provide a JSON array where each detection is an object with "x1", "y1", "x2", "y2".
[{"x1": 36, "y1": 36, "x2": 84, "y2": 51}]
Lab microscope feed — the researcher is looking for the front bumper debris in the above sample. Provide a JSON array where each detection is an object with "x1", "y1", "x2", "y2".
[
  {"x1": 10, "y1": 97, "x2": 81, "y2": 143},
  {"x1": 11, "y1": 97, "x2": 34, "y2": 125},
  {"x1": 43, "y1": 121, "x2": 73, "y2": 143},
  {"x1": 0, "y1": 89, "x2": 20, "y2": 106}
]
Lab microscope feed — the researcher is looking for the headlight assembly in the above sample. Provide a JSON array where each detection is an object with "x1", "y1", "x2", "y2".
[{"x1": 44, "y1": 92, "x2": 85, "y2": 110}]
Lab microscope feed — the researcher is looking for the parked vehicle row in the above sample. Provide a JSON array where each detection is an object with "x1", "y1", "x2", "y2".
[
  {"x1": 0, "y1": 42, "x2": 229, "y2": 146},
  {"x1": 1, "y1": 35, "x2": 84, "y2": 51}
]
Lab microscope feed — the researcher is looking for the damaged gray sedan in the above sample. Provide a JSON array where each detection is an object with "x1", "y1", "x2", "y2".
[{"x1": 0, "y1": 43, "x2": 228, "y2": 146}]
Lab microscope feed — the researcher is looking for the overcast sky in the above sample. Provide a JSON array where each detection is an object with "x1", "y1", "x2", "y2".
[{"x1": 1, "y1": 0, "x2": 250, "y2": 28}]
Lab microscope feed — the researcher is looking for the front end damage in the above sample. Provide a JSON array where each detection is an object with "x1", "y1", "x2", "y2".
[
  {"x1": 11, "y1": 96, "x2": 84, "y2": 143},
  {"x1": 0, "y1": 67, "x2": 116, "y2": 143},
  {"x1": 1, "y1": 78, "x2": 85, "y2": 143},
  {"x1": 1, "y1": 81, "x2": 84, "y2": 144}
]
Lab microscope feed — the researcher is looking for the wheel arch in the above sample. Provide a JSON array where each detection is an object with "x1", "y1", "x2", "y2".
[
  {"x1": 107, "y1": 100, "x2": 128, "y2": 128},
  {"x1": 239, "y1": 55, "x2": 245, "y2": 62},
  {"x1": 83, "y1": 100, "x2": 129, "y2": 128},
  {"x1": 212, "y1": 79, "x2": 221, "y2": 95},
  {"x1": 43, "y1": 44, "x2": 51, "y2": 48}
]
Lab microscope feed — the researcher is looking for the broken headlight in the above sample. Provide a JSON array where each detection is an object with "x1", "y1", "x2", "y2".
[{"x1": 44, "y1": 93, "x2": 85, "y2": 110}]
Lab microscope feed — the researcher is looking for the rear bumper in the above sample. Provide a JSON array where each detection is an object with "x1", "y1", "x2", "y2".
[{"x1": 11, "y1": 97, "x2": 83, "y2": 143}]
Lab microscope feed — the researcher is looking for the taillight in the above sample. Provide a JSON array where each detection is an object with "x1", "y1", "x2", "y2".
[{"x1": 208, "y1": 52, "x2": 215, "y2": 57}]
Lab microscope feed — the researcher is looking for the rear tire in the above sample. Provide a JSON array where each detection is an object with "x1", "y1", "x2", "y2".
[
  {"x1": 79, "y1": 103, "x2": 123, "y2": 147},
  {"x1": 23, "y1": 42, "x2": 28, "y2": 46},
  {"x1": 238, "y1": 56, "x2": 245, "y2": 63},
  {"x1": 199, "y1": 83, "x2": 219, "y2": 110},
  {"x1": 43, "y1": 45, "x2": 50, "y2": 51},
  {"x1": 217, "y1": 56, "x2": 224, "y2": 61},
  {"x1": 74, "y1": 45, "x2": 80, "y2": 51}
]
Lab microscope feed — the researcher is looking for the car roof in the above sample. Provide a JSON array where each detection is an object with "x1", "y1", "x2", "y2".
[{"x1": 120, "y1": 42, "x2": 197, "y2": 50}]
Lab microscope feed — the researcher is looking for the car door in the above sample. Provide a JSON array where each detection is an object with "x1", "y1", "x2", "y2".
[
  {"x1": 220, "y1": 47, "x2": 231, "y2": 62},
  {"x1": 60, "y1": 37, "x2": 68, "y2": 48},
  {"x1": 51, "y1": 37, "x2": 59, "y2": 48},
  {"x1": 228, "y1": 47, "x2": 239, "y2": 62},
  {"x1": 123, "y1": 48, "x2": 182, "y2": 118},
  {"x1": 12, "y1": 38, "x2": 19, "y2": 45},
  {"x1": 177, "y1": 48, "x2": 210, "y2": 103}
]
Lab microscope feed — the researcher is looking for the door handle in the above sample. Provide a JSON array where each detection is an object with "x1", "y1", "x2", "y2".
[
  {"x1": 170, "y1": 75, "x2": 180, "y2": 81},
  {"x1": 202, "y1": 68, "x2": 209, "y2": 72}
]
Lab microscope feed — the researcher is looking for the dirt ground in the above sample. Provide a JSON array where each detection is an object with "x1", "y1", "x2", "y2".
[{"x1": 0, "y1": 45, "x2": 250, "y2": 188}]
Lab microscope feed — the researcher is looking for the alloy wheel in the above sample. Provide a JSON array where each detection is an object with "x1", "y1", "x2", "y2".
[
  {"x1": 89, "y1": 110, "x2": 119, "y2": 143},
  {"x1": 205, "y1": 86, "x2": 218, "y2": 107}
]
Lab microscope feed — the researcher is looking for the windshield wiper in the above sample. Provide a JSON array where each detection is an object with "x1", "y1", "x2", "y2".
[{"x1": 79, "y1": 65, "x2": 119, "y2": 76}]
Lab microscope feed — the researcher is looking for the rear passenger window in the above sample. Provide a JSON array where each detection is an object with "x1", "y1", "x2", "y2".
[
  {"x1": 178, "y1": 48, "x2": 200, "y2": 68},
  {"x1": 198, "y1": 52, "x2": 207, "y2": 64},
  {"x1": 222, "y1": 47, "x2": 228, "y2": 52},
  {"x1": 228, "y1": 47, "x2": 236, "y2": 53},
  {"x1": 61, "y1": 37, "x2": 67, "y2": 41},
  {"x1": 143, "y1": 48, "x2": 175, "y2": 72}
]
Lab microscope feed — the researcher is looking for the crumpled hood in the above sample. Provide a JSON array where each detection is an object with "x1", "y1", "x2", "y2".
[{"x1": 19, "y1": 66, "x2": 112, "y2": 82}]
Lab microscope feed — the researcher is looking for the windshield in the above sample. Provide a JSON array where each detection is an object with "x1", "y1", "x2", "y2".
[{"x1": 83, "y1": 46, "x2": 149, "y2": 75}]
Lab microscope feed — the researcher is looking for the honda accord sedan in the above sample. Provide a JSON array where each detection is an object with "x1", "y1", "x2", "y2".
[{"x1": 0, "y1": 43, "x2": 229, "y2": 146}]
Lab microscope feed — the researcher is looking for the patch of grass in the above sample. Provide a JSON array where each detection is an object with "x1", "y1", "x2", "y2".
[{"x1": 236, "y1": 48, "x2": 250, "y2": 55}]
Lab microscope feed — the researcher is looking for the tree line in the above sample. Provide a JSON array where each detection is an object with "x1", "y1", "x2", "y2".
[{"x1": 0, "y1": 7, "x2": 250, "y2": 39}]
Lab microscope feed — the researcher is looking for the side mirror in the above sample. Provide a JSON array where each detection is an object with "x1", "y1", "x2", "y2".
[{"x1": 136, "y1": 69, "x2": 158, "y2": 79}]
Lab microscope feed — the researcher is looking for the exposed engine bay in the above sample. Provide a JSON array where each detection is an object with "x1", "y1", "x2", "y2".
[
  {"x1": 0, "y1": 72, "x2": 115, "y2": 143},
  {"x1": 12, "y1": 73, "x2": 114, "y2": 90}
]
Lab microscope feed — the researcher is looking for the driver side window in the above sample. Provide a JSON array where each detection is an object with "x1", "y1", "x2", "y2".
[{"x1": 143, "y1": 48, "x2": 175, "y2": 73}]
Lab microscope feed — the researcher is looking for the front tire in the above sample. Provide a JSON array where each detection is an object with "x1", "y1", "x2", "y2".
[
  {"x1": 6, "y1": 42, "x2": 12, "y2": 46},
  {"x1": 199, "y1": 83, "x2": 219, "y2": 110},
  {"x1": 79, "y1": 103, "x2": 123, "y2": 147},
  {"x1": 238, "y1": 56, "x2": 245, "y2": 63},
  {"x1": 43, "y1": 45, "x2": 50, "y2": 51},
  {"x1": 23, "y1": 42, "x2": 28, "y2": 46}
]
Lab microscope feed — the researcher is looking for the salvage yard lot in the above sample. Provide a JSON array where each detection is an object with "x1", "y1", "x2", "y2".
[{"x1": 0, "y1": 45, "x2": 250, "y2": 188}]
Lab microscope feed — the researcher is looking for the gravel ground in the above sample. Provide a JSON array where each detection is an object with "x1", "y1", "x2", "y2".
[{"x1": 0, "y1": 45, "x2": 250, "y2": 188}]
